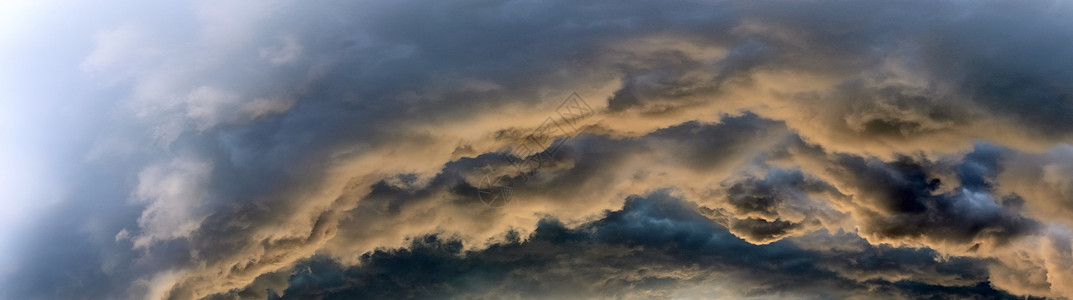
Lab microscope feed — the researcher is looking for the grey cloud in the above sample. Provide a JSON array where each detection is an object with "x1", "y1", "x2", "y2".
[
  {"x1": 712, "y1": 168, "x2": 849, "y2": 243},
  {"x1": 321, "y1": 112, "x2": 788, "y2": 256},
  {"x1": 782, "y1": 140, "x2": 1041, "y2": 249},
  {"x1": 7, "y1": 0, "x2": 1073, "y2": 299},
  {"x1": 260, "y1": 193, "x2": 1013, "y2": 300}
]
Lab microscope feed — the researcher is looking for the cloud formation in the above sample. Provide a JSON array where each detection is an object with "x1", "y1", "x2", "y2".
[
  {"x1": 5, "y1": 0, "x2": 1073, "y2": 299},
  {"x1": 269, "y1": 194, "x2": 1010, "y2": 299}
]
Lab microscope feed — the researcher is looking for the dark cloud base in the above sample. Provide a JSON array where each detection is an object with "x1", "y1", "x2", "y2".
[{"x1": 215, "y1": 193, "x2": 1026, "y2": 300}]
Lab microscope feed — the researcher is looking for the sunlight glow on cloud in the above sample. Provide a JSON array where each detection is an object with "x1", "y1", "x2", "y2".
[{"x1": 5, "y1": 1, "x2": 1073, "y2": 299}]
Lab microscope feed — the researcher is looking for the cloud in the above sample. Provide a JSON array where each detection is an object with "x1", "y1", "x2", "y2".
[
  {"x1": 998, "y1": 145, "x2": 1073, "y2": 227},
  {"x1": 130, "y1": 157, "x2": 213, "y2": 249},
  {"x1": 262, "y1": 193, "x2": 1011, "y2": 300},
  {"x1": 6, "y1": 0, "x2": 1073, "y2": 299}
]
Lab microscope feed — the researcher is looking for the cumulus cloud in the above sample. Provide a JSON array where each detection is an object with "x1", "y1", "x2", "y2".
[
  {"x1": 264, "y1": 193, "x2": 1009, "y2": 300},
  {"x1": 6, "y1": 0, "x2": 1073, "y2": 299}
]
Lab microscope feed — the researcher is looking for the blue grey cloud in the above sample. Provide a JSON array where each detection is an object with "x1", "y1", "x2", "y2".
[{"x1": 5, "y1": 0, "x2": 1073, "y2": 299}]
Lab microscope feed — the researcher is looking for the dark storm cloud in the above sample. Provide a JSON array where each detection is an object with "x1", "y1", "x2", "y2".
[
  {"x1": 320, "y1": 112, "x2": 789, "y2": 260},
  {"x1": 7, "y1": 0, "x2": 1073, "y2": 299},
  {"x1": 912, "y1": 1, "x2": 1073, "y2": 137},
  {"x1": 832, "y1": 154, "x2": 1035, "y2": 244},
  {"x1": 774, "y1": 138, "x2": 1041, "y2": 249},
  {"x1": 259, "y1": 193, "x2": 1015, "y2": 300},
  {"x1": 40, "y1": 0, "x2": 745, "y2": 297},
  {"x1": 710, "y1": 168, "x2": 848, "y2": 243}
]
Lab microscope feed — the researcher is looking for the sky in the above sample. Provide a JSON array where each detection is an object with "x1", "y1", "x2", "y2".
[{"x1": 3, "y1": 0, "x2": 1073, "y2": 299}]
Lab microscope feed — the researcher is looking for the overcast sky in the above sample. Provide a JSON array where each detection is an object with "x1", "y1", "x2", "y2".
[{"x1": 4, "y1": 0, "x2": 1073, "y2": 299}]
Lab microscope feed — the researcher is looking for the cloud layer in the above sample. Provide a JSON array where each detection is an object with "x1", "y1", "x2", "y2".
[{"x1": 5, "y1": 0, "x2": 1073, "y2": 299}]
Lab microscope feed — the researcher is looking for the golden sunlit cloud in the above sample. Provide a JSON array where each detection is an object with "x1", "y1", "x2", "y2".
[{"x1": 5, "y1": 0, "x2": 1073, "y2": 299}]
